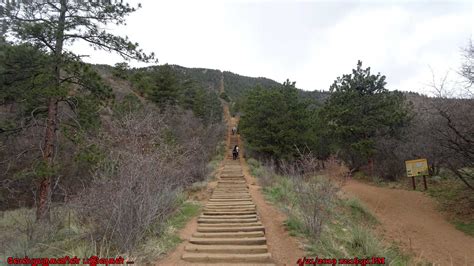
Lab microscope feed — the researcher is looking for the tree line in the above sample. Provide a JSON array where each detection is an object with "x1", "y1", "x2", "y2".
[{"x1": 239, "y1": 57, "x2": 473, "y2": 189}]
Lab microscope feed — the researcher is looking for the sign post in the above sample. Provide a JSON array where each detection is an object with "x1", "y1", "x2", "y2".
[{"x1": 405, "y1": 159, "x2": 429, "y2": 190}]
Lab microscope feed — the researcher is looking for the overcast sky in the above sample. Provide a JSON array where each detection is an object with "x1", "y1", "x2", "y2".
[{"x1": 75, "y1": 0, "x2": 473, "y2": 95}]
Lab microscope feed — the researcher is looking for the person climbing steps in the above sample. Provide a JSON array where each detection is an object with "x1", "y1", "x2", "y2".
[{"x1": 232, "y1": 145, "x2": 239, "y2": 160}]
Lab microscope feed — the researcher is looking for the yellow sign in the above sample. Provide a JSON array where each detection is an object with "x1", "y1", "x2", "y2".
[{"x1": 405, "y1": 159, "x2": 429, "y2": 177}]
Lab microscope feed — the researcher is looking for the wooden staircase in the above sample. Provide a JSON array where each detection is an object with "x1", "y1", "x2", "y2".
[{"x1": 181, "y1": 134, "x2": 274, "y2": 264}]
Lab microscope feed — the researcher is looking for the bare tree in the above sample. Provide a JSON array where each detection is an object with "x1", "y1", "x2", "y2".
[
  {"x1": 75, "y1": 106, "x2": 224, "y2": 252},
  {"x1": 428, "y1": 57, "x2": 474, "y2": 189},
  {"x1": 460, "y1": 40, "x2": 474, "y2": 95}
]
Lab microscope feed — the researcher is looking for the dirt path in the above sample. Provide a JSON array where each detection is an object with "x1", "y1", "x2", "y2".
[
  {"x1": 343, "y1": 180, "x2": 474, "y2": 266},
  {"x1": 240, "y1": 145, "x2": 305, "y2": 265}
]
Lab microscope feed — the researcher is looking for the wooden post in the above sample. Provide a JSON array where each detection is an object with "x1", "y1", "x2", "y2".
[
  {"x1": 423, "y1": 175, "x2": 428, "y2": 190},
  {"x1": 411, "y1": 176, "x2": 416, "y2": 190}
]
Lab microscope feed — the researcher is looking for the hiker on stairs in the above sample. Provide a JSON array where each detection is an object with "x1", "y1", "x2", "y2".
[{"x1": 232, "y1": 145, "x2": 239, "y2": 160}]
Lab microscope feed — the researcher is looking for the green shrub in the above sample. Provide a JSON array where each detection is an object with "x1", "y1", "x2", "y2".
[{"x1": 349, "y1": 226, "x2": 386, "y2": 257}]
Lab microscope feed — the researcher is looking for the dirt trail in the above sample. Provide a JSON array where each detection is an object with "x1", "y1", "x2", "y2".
[
  {"x1": 239, "y1": 142, "x2": 305, "y2": 265},
  {"x1": 343, "y1": 180, "x2": 474, "y2": 266}
]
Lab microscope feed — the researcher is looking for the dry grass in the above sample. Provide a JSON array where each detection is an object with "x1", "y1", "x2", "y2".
[{"x1": 248, "y1": 156, "x2": 411, "y2": 265}]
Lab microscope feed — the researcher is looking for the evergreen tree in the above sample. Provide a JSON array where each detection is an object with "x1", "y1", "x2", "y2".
[
  {"x1": 2, "y1": 0, "x2": 155, "y2": 220},
  {"x1": 113, "y1": 62, "x2": 130, "y2": 79},
  {"x1": 239, "y1": 80, "x2": 310, "y2": 161},
  {"x1": 150, "y1": 64, "x2": 180, "y2": 107},
  {"x1": 321, "y1": 60, "x2": 410, "y2": 171}
]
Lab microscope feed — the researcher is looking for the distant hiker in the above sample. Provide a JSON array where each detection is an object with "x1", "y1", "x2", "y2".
[
  {"x1": 232, "y1": 145, "x2": 239, "y2": 160},
  {"x1": 232, "y1": 126, "x2": 237, "y2": 135}
]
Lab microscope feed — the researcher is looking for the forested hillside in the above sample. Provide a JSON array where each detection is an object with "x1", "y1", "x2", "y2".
[
  {"x1": 223, "y1": 71, "x2": 281, "y2": 100},
  {"x1": 1, "y1": 0, "x2": 473, "y2": 264}
]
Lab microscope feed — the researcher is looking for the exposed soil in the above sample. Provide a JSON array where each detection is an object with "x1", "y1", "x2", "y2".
[{"x1": 343, "y1": 180, "x2": 474, "y2": 266}]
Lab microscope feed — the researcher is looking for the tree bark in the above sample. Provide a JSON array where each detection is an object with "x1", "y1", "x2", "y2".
[
  {"x1": 36, "y1": 0, "x2": 66, "y2": 221},
  {"x1": 36, "y1": 98, "x2": 58, "y2": 221}
]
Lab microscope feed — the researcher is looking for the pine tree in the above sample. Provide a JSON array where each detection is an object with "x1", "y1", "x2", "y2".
[
  {"x1": 239, "y1": 80, "x2": 310, "y2": 161},
  {"x1": 321, "y1": 60, "x2": 410, "y2": 171},
  {"x1": 149, "y1": 64, "x2": 181, "y2": 107},
  {"x1": 2, "y1": 0, "x2": 155, "y2": 221}
]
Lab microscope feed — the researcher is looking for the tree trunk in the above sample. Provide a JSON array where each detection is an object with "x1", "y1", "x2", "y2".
[
  {"x1": 36, "y1": 98, "x2": 58, "y2": 221},
  {"x1": 36, "y1": 0, "x2": 66, "y2": 221},
  {"x1": 429, "y1": 162, "x2": 440, "y2": 176}
]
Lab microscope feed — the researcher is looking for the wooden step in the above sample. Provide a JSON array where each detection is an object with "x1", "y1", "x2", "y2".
[
  {"x1": 213, "y1": 190, "x2": 248, "y2": 193},
  {"x1": 205, "y1": 205, "x2": 256, "y2": 210},
  {"x1": 198, "y1": 218, "x2": 258, "y2": 223},
  {"x1": 189, "y1": 237, "x2": 267, "y2": 245},
  {"x1": 203, "y1": 210, "x2": 256, "y2": 215},
  {"x1": 200, "y1": 214, "x2": 257, "y2": 219},
  {"x1": 212, "y1": 190, "x2": 248, "y2": 194},
  {"x1": 205, "y1": 206, "x2": 256, "y2": 210},
  {"x1": 204, "y1": 208, "x2": 256, "y2": 213},
  {"x1": 197, "y1": 225, "x2": 265, "y2": 233},
  {"x1": 206, "y1": 202, "x2": 254, "y2": 206},
  {"x1": 198, "y1": 222, "x2": 262, "y2": 227},
  {"x1": 205, "y1": 202, "x2": 255, "y2": 206},
  {"x1": 211, "y1": 196, "x2": 251, "y2": 199},
  {"x1": 218, "y1": 181, "x2": 246, "y2": 184},
  {"x1": 211, "y1": 196, "x2": 251, "y2": 200},
  {"x1": 212, "y1": 193, "x2": 250, "y2": 195},
  {"x1": 205, "y1": 204, "x2": 255, "y2": 208},
  {"x1": 215, "y1": 185, "x2": 248, "y2": 188},
  {"x1": 212, "y1": 193, "x2": 250, "y2": 196},
  {"x1": 192, "y1": 231, "x2": 264, "y2": 238},
  {"x1": 209, "y1": 198, "x2": 252, "y2": 202},
  {"x1": 214, "y1": 186, "x2": 247, "y2": 189},
  {"x1": 182, "y1": 252, "x2": 272, "y2": 263},
  {"x1": 212, "y1": 192, "x2": 249, "y2": 194},
  {"x1": 184, "y1": 244, "x2": 268, "y2": 254}
]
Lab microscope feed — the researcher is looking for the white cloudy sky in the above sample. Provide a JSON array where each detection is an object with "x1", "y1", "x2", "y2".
[{"x1": 75, "y1": 0, "x2": 473, "y2": 95}]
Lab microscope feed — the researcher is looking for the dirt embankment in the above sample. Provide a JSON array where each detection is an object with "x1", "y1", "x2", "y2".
[{"x1": 343, "y1": 180, "x2": 474, "y2": 265}]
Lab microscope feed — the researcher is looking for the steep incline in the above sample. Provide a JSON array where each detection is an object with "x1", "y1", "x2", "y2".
[{"x1": 181, "y1": 128, "x2": 274, "y2": 264}]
